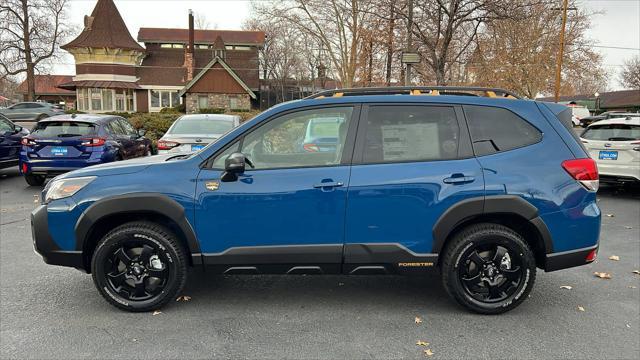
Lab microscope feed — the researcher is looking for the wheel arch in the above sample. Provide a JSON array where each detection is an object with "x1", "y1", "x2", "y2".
[
  {"x1": 433, "y1": 195, "x2": 553, "y2": 267},
  {"x1": 75, "y1": 193, "x2": 202, "y2": 271}
]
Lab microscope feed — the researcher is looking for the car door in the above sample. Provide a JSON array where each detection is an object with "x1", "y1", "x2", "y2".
[
  {"x1": 343, "y1": 104, "x2": 484, "y2": 274},
  {"x1": 3, "y1": 104, "x2": 25, "y2": 120},
  {"x1": 195, "y1": 105, "x2": 360, "y2": 274},
  {"x1": 0, "y1": 116, "x2": 17, "y2": 163},
  {"x1": 118, "y1": 118, "x2": 146, "y2": 157},
  {"x1": 106, "y1": 119, "x2": 131, "y2": 159}
]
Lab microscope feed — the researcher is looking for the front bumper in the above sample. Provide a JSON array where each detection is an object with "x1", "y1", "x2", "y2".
[
  {"x1": 544, "y1": 244, "x2": 598, "y2": 272},
  {"x1": 31, "y1": 205, "x2": 85, "y2": 271}
]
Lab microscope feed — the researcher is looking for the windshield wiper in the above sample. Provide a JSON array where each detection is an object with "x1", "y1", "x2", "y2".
[
  {"x1": 608, "y1": 137, "x2": 636, "y2": 141},
  {"x1": 58, "y1": 133, "x2": 83, "y2": 137}
]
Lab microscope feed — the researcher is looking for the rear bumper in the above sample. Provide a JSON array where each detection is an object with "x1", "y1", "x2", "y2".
[
  {"x1": 20, "y1": 158, "x2": 108, "y2": 176},
  {"x1": 31, "y1": 205, "x2": 85, "y2": 271},
  {"x1": 544, "y1": 244, "x2": 598, "y2": 272},
  {"x1": 597, "y1": 162, "x2": 640, "y2": 181}
]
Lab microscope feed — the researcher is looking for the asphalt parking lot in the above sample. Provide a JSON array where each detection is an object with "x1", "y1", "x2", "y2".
[{"x1": 1, "y1": 166, "x2": 639, "y2": 359}]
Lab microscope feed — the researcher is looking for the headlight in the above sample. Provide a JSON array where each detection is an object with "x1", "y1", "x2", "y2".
[{"x1": 44, "y1": 176, "x2": 96, "y2": 203}]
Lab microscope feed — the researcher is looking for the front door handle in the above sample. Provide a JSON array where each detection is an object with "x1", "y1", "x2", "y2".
[
  {"x1": 313, "y1": 181, "x2": 344, "y2": 189},
  {"x1": 443, "y1": 174, "x2": 475, "y2": 184}
]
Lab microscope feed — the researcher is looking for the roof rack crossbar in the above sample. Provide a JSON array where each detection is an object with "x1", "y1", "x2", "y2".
[{"x1": 305, "y1": 86, "x2": 521, "y2": 100}]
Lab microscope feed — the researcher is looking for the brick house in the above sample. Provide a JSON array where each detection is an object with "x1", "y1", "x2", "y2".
[
  {"x1": 18, "y1": 75, "x2": 76, "y2": 108},
  {"x1": 59, "y1": 0, "x2": 263, "y2": 113}
]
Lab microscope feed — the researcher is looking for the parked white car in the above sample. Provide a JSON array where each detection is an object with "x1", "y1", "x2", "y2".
[
  {"x1": 157, "y1": 114, "x2": 241, "y2": 154},
  {"x1": 580, "y1": 116, "x2": 640, "y2": 184},
  {"x1": 568, "y1": 105, "x2": 591, "y2": 126}
]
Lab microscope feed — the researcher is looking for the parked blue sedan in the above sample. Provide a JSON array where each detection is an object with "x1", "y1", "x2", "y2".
[
  {"x1": 0, "y1": 114, "x2": 30, "y2": 169},
  {"x1": 19, "y1": 114, "x2": 152, "y2": 186}
]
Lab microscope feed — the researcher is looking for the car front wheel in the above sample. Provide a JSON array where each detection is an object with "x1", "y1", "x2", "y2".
[
  {"x1": 91, "y1": 221, "x2": 188, "y2": 312},
  {"x1": 441, "y1": 223, "x2": 536, "y2": 314}
]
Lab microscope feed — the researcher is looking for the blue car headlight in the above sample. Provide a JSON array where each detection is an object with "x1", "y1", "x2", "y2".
[{"x1": 44, "y1": 176, "x2": 96, "y2": 203}]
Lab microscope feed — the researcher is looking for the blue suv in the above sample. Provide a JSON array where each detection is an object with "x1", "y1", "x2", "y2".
[
  {"x1": 19, "y1": 114, "x2": 152, "y2": 186},
  {"x1": 31, "y1": 87, "x2": 601, "y2": 314}
]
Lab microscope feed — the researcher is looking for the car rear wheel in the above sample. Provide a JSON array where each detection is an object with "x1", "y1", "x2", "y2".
[
  {"x1": 24, "y1": 174, "x2": 45, "y2": 186},
  {"x1": 91, "y1": 221, "x2": 188, "y2": 312},
  {"x1": 36, "y1": 114, "x2": 48, "y2": 121},
  {"x1": 441, "y1": 223, "x2": 536, "y2": 314}
]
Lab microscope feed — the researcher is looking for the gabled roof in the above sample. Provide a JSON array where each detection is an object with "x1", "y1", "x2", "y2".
[
  {"x1": 62, "y1": 0, "x2": 144, "y2": 51},
  {"x1": 179, "y1": 57, "x2": 256, "y2": 99},
  {"x1": 138, "y1": 28, "x2": 265, "y2": 46},
  {"x1": 17, "y1": 75, "x2": 75, "y2": 95}
]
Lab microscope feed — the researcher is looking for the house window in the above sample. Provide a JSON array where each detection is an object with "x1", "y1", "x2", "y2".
[
  {"x1": 150, "y1": 90, "x2": 181, "y2": 110},
  {"x1": 77, "y1": 89, "x2": 84, "y2": 110},
  {"x1": 102, "y1": 89, "x2": 113, "y2": 111},
  {"x1": 115, "y1": 91, "x2": 125, "y2": 111},
  {"x1": 233, "y1": 46, "x2": 251, "y2": 51},
  {"x1": 196, "y1": 44, "x2": 210, "y2": 49},
  {"x1": 150, "y1": 90, "x2": 160, "y2": 108},
  {"x1": 90, "y1": 88, "x2": 102, "y2": 110},
  {"x1": 82, "y1": 89, "x2": 89, "y2": 111},
  {"x1": 127, "y1": 92, "x2": 134, "y2": 112},
  {"x1": 229, "y1": 97, "x2": 239, "y2": 109},
  {"x1": 170, "y1": 91, "x2": 180, "y2": 107},
  {"x1": 160, "y1": 43, "x2": 185, "y2": 49},
  {"x1": 198, "y1": 96, "x2": 208, "y2": 109},
  {"x1": 161, "y1": 91, "x2": 170, "y2": 107}
]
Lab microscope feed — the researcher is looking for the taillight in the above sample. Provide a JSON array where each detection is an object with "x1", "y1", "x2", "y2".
[
  {"x1": 562, "y1": 158, "x2": 599, "y2": 191},
  {"x1": 157, "y1": 140, "x2": 179, "y2": 150},
  {"x1": 303, "y1": 143, "x2": 320, "y2": 152},
  {"x1": 21, "y1": 137, "x2": 36, "y2": 146},
  {"x1": 21, "y1": 163, "x2": 28, "y2": 174},
  {"x1": 81, "y1": 137, "x2": 106, "y2": 147},
  {"x1": 585, "y1": 249, "x2": 597, "y2": 262}
]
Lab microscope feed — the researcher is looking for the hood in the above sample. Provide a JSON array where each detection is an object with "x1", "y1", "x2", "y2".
[{"x1": 56, "y1": 153, "x2": 183, "y2": 179}]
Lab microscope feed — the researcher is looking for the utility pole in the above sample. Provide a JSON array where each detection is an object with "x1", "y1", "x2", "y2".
[
  {"x1": 405, "y1": 0, "x2": 414, "y2": 86},
  {"x1": 554, "y1": 0, "x2": 569, "y2": 102}
]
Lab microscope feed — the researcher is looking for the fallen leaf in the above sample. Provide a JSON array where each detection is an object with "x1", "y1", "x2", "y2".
[
  {"x1": 633, "y1": 270, "x2": 640, "y2": 275},
  {"x1": 0, "y1": 208, "x2": 7, "y2": 212},
  {"x1": 577, "y1": 306, "x2": 585, "y2": 312},
  {"x1": 560, "y1": 285, "x2": 573, "y2": 290},
  {"x1": 424, "y1": 349, "x2": 434, "y2": 357},
  {"x1": 416, "y1": 341, "x2": 430, "y2": 347},
  {"x1": 414, "y1": 316, "x2": 423, "y2": 324},
  {"x1": 594, "y1": 272, "x2": 612, "y2": 279},
  {"x1": 624, "y1": 226, "x2": 633, "y2": 229},
  {"x1": 626, "y1": 324, "x2": 631, "y2": 328},
  {"x1": 608, "y1": 255, "x2": 620, "y2": 261},
  {"x1": 152, "y1": 310, "x2": 162, "y2": 316},
  {"x1": 176, "y1": 295, "x2": 191, "y2": 302},
  {"x1": 132, "y1": 338, "x2": 137, "y2": 342},
  {"x1": 605, "y1": 213, "x2": 615, "y2": 217},
  {"x1": 629, "y1": 286, "x2": 637, "y2": 289}
]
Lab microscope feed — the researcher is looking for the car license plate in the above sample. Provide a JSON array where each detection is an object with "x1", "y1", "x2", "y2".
[
  {"x1": 51, "y1": 146, "x2": 68, "y2": 156},
  {"x1": 191, "y1": 144, "x2": 205, "y2": 151},
  {"x1": 599, "y1": 150, "x2": 618, "y2": 160}
]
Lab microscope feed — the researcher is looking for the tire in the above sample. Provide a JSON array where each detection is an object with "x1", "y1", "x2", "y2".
[
  {"x1": 441, "y1": 223, "x2": 536, "y2": 315},
  {"x1": 146, "y1": 147, "x2": 152, "y2": 156},
  {"x1": 24, "y1": 173, "x2": 45, "y2": 186},
  {"x1": 91, "y1": 221, "x2": 188, "y2": 312},
  {"x1": 36, "y1": 114, "x2": 48, "y2": 121}
]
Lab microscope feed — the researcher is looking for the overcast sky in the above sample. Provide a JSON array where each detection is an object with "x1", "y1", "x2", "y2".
[{"x1": 56, "y1": 0, "x2": 640, "y2": 91}]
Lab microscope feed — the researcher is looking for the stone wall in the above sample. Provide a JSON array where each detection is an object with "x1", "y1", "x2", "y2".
[{"x1": 185, "y1": 93, "x2": 251, "y2": 113}]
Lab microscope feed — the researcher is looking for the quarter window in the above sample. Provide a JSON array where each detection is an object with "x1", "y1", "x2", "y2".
[
  {"x1": 464, "y1": 105, "x2": 542, "y2": 156},
  {"x1": 362, "y1": 105, "x2": 460, "y2": 163}
]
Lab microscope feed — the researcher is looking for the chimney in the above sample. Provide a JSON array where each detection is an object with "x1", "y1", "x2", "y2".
[{"x1": 184, "y1": 9, "x2": 195, "y2": 81}]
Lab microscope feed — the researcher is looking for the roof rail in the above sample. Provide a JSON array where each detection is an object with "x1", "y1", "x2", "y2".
[{"x1": 306, "y1": 86, "x2": 521, "y2": 100}]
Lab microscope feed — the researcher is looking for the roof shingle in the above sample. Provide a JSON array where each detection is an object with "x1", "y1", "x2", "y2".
[
  {"x1": 137, "y1": 28, "x2": 265, "y2": 46},
  {"x1": 17, "y1": 75, "x2": 75, "y2": 95}
]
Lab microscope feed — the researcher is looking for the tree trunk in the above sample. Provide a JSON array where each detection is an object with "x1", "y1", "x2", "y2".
[
  {"x1": 385, "y1": 2, "x2": 396, "y2": 86},
  {"x1": 21, "y1": 0, "x2": 35, "y2": 101}
]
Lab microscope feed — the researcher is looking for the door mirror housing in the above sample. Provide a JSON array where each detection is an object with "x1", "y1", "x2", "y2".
[
  {"x1": 221, "y1": 152, "x2": 246, "y2": 182},
  {"x1": 14, "y1": 125, "x2": 23, "y2": 133},
  {"x1": 137, "y1": 128, "x2": 146, "y2": 137}
]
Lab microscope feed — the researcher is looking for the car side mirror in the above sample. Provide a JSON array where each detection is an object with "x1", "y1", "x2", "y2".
[
  {"x1": 14, "y1": 125, "x2": 23, "y2": 133},
  {"x1": 221, "y1": 152, "x2": 246, "y2": 182},
  {"x1": 137, "y1": 129, "x2": 146, "y2": 137}
]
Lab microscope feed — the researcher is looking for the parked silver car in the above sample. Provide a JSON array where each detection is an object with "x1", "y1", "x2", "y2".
[
  {"x1": 0, "y1": 102, "x2": 64, "y2": 122},
  {"x1": 157, "y1": 114, "x2": 241, "y2": 154}
]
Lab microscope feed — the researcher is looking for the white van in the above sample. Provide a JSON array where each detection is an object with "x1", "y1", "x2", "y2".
[{"x1": 568, "y1": 104, "x2": 591, "y2": 126}]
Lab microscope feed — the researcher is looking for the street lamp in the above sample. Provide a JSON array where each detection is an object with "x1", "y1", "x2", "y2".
[{"x1": 594, "y1": 92, "x2": 600, "y2": 114}]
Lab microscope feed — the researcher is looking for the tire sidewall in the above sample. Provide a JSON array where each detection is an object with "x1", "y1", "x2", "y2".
[
  {"x1": 91, "y1": 225, "x2": 183, "y2": 311},
  {"x1": 446, "y1": 227, "x2": 536, "y2": 314}
]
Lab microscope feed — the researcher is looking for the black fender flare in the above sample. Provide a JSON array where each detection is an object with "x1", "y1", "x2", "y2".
[
  {"x1": 431, "y1": 195, "x2": 553, "y2": 254},
  {"x1": 74, "y1": 193, "x2": 201, "y2": 262}
]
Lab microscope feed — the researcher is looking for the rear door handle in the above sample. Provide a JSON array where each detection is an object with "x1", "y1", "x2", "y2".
[
  {"x1": 443, "y1": 175, "x2": 475, "y2": 184},
  {"x1": 313, "y1": 181, "x2": 344, "y2": 188}
]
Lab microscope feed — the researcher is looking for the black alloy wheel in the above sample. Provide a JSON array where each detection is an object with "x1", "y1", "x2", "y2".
[
  {"x1": 441, "y1": 223, "x2": 536, "y2": 314},
  {"x1": 91, "y1": 221, "x2": 187, "y2": 312}
]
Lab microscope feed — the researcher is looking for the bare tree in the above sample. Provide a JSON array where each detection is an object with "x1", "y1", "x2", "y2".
[
  {"x1": 471, "y1": 1, "x2": 608, "y2": 97},
  {"x1": 619, "y1": 55, "x2": 640, "y2": 90},
  {"x1": 0, "y1": 0, "x2": 70, "y2": 101},
  {"x1": 194, "y1": 11, "x2": 216, "y2": 30}
]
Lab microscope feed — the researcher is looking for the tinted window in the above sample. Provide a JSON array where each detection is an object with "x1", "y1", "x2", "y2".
[
  {"x1": 464, "y1": 105, "x2": 542, "y2": 156},
  {"x1": 240, "y1": 107, "x2": 353, "y2": 169},
  {"x1": 118, "y1": 118, "x2": 137, "y2": 136},
  {"x1": 0, "y1": 118, "x2": 13, "y2": 132},
  {"x1": 362, "y1": 105, "x2": 460, "y2": 163},
  {"x1": 170, "y1": 116, "x2": 235, "y2": 135},
  {"x1": 211, "y1": 141, "x2": 240, "y2": 169},
  {"x1": 32, "y1": 121, "x2": 95, "y2": 137},
  {"x1": 582, "y1": 124, "x2": 640, "y2": 141},
  {"x1": 107, "y1": 120, "x2": 126, "y2": 135},
  {"x1": 10, "y1": 104, "x2": 27, "y2": 109}
]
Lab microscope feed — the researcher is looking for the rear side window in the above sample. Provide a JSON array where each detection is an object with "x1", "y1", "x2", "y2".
[
  {"x1": 582, "y1": 124, "x2": 640, "y2": 141},
  {"x1": 32, "y1": 121, "x2": 95, "y2": 137},
  {"x1": 464, "y1": 105, "x2": 542, "y2": 156},
  {"x1": 362, "y1": 105, "x2": 460, "y2": 163}
]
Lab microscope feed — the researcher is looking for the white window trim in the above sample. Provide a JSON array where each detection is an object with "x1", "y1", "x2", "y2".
[
  {"x1": 147, "y1": 89, "x2": 183, "y2": 112},
  {"x1": 79, "y1": 88, "x2": 136, "y2": 113}
]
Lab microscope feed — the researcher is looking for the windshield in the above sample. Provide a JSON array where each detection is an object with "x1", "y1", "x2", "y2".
[
  {"x1": 169, "y1": 117, "x2": 234, "y2": 135},
  {"x1": 32, "y1": 121, "x2": 96, "y2": 137},
  {"x1": 582, "y1": 124, "x2": 640, "y2": 141}
]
